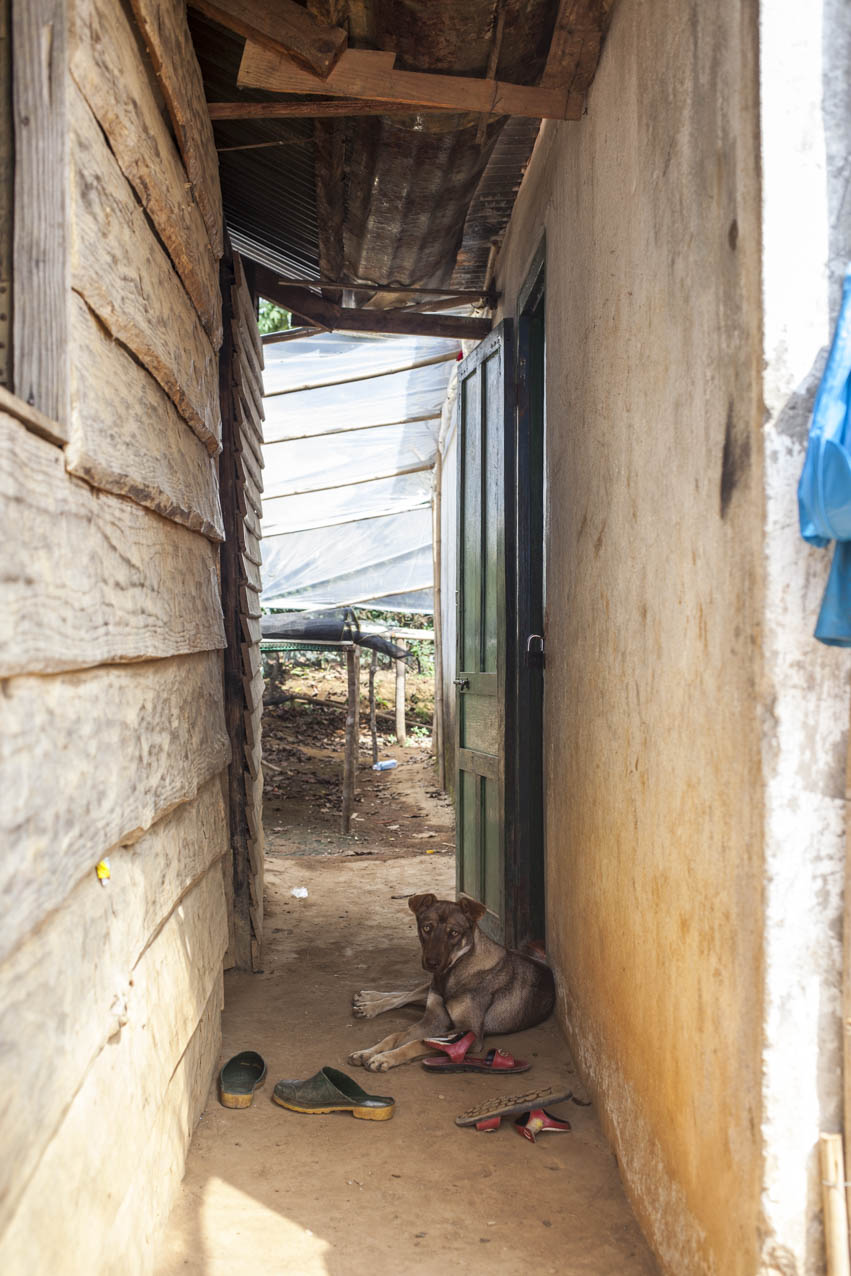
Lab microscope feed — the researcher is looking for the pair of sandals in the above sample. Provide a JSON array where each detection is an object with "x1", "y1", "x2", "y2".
[{"x1": 219, "y1": 1052, "x2": 395, "y2": 1120}]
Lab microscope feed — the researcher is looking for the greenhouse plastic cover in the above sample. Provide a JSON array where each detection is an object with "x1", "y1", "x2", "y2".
[{"x1": 260, "y1": 332, "x2": 459, "y2": 612}]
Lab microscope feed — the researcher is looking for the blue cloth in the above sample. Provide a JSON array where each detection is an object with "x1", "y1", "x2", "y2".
[{"x1": 798, "y1": 264, "x2": 851, "y2": 644}]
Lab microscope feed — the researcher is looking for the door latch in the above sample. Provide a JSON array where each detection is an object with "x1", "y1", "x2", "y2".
[
  {"x1": 453, "y1": 677, "x2": 470, "y2": 691},
  {"x1": 525, "y1": 634, "x2": 545, "y2": 669}
]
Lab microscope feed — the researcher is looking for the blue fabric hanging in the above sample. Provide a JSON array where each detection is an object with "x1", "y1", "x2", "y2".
[{"x1": 798, "y1": 264, "x2": 851, "y2": 644}]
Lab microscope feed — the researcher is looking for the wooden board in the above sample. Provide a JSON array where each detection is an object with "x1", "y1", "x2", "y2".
[
  {"x1": 245, "y1": 727, "x2": 263, "y2": 779},
  {"x1": 189, "y1": 0, "x2": 346, "y2": 78},
  {"x1": 541, "y1": 0, "x2": 612, "y2": 120},
  {"x1": 237, "y1": 374, "x2": 266, "y2": 439},
  {"x1": 68, "y1": 296, "x2": 225, "y2": 541},
  {"x1": 128, "y1": 0, "x2": 224, "y2": 257},
  {"x1": 238, "y1": 41, "x2": 569, "y2": 119},
  {"x1": 69, "y1": 82, "x2": 221, "y2": 453},
  {"x1": 239, "y1": 412, "x2": 265, "y2": 469},
  {"x1": 70, "y1": 0, "x2": 222, "y2": 347},
  {"x1": 100, "y1": 978, "x2": 221, "y2": 1269},
  {"x1": 232, "y1": 313, "x2": 264, "y2": 391},
  {"x1": 12, "y1": 0, "x2": 70, "y2": 424},
  {"x1": 0, "y1": 649, "x2": 230, "y2": 965},
  {"x1": 239, "y1": 521, "x2": 263, "y2": 567},
  {"x1": 240, "y1": 583, "x2": 262, "y2": 619},
  {"x1": 240, "y1": 552, "x2": 263, "y2": 591},
  {"x1": 233, "y1": 253, "x2": 263, "y2": 365},
  {"x1": 0, "y1": 871, "x2": 226, "y2": 1270},
  {"x1": 0, "y1": 0, "x2": 9, "y2": 387},
  {"x1": 241, "y1": 613, "x2": 262, "y2": 646},
  {"x1": 237, "y1": 451, "x2": 263, "y2": 505},
  {"x1": 233, "y1": 343, "x2": 266, "y2": 418},
  {"x1": 0, "y1": 412, "x2": 225, "y2": 676},
  {"x1": 241, "y1": 639, "x2": 261, "y2": 681},
  {"x1": 243, "y1": 666, "x2": 265, "y2": 713},
  {"x1": 0, "y1": 778, "x2": 227, "y2": 1235},
  {"x1": 0, "y1": 383, "x2": 67, "y2": 446},
  {"x1": 238, "y1": 485, "x2": 263, "y2": 536}
]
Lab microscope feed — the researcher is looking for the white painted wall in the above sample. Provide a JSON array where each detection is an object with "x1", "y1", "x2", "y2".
[{"x1": 759, "y1": 2, "x2": 851, "y2": 1271}]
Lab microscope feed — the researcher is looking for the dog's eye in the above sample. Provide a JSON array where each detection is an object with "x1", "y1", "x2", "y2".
[
  {"x1": 422, "y1": 923, "x2": 433, "y2": 934},
  {"x1": 448, "y1": 929, "x2": 459, "y2": 939}
]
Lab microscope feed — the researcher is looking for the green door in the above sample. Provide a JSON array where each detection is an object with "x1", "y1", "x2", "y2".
[{"x1": 455, "y1": 321, "x2": 515, "y2": 941}]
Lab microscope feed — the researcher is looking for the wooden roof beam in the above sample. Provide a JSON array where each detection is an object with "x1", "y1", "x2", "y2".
[
  {"x1": 541, "y1": 0, "x2": 614, "y2": 120},
  {"x1": 251, "y1": 263, "x2": 491, "y2": 342},
  {"x1": 237, "y1": 43, "x2": 569, "y2": 120},
  {"x1": 188, "y1": 0, "x2": 346, "y2": 78}
]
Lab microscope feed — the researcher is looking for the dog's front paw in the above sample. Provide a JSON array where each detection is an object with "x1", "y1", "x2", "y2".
[
  {"x1": 347, "y1": 1049, "x2": 370, "y2": 1067},
  {"x1": 364, "y1": 1053, "x2": 392, "y2": 1072}
]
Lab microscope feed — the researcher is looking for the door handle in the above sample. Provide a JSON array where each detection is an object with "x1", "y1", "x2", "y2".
[
  {"x1": 453, "y1": 677, "x2": 470, "y2": 690},
  {"x1": 525, "y1": 634, "x2": 545, "y2": 669}
]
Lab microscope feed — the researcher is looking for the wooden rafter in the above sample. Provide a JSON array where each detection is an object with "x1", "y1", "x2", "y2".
[
  {"x1": 238, "y1": 43, "x2": 569, "y2": 120},
  {"x1": 541, "y1": 0, "x2": 614, "y2": 120},
  {"x1": 188, "y1": 0, "x2": 346, "y2": 78},
  {"x1": 207, "y1": 99, "x2": 460, "y2": 119},
  {"x1": 251, "y1": 263, "x2": 491, "y2": 341}
]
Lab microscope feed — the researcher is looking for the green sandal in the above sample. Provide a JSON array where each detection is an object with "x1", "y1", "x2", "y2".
[
  {"x1": 219, "y1": 1051, "x2": 267, "y2": 1108},
  {"x1": 273, "y1": 1067, "x2": 395, "y2": 1121}
]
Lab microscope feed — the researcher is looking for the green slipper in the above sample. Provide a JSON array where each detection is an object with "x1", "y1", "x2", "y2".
[
  {"x1": 219, "y1": 1051, "x2": 267, "y2": 1108},
  {"x1": 273, "y1": 1067, "x2": 395, "y2": 1121}
]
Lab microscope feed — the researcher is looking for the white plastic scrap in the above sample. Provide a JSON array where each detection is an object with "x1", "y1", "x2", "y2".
[{"x1": 290, "y1": 886, "x2": 309, "y2": 899}]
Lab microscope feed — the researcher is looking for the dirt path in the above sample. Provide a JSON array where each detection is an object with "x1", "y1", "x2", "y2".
[{"x1": 156, "y1": 696, "x2": 658, "y2": 1275}]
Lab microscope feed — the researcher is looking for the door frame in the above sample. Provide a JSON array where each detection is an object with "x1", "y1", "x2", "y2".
[{"x1": 506, "y1": 238, "x2": 547, "y2": 949}]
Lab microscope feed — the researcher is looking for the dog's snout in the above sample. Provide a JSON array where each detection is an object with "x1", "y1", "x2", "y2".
[{"x1": 424, "y1": 956, "x2": 440, "y2": 971}]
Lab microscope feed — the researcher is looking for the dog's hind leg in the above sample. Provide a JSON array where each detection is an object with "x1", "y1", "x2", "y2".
[{"x1": 351, "y1": 981, "x2": 431, "y2": 1020}]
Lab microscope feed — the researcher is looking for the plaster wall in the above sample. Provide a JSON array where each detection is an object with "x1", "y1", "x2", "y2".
[
  {"x1": 758, "y1": 2, "x2": 851, "y2": 1271},
  {"x1": 495, "y1": 1, "x2": 766, "y2": 1271}
]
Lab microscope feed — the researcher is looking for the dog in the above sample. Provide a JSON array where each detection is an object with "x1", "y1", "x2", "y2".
[{"x1": 348, "y1": 893, "x2": 555, "y2": 1072}]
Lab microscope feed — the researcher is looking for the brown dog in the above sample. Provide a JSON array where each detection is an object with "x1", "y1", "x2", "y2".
[{"x1": 348, "y1": 893, "x2": 555, "y2": 1072}]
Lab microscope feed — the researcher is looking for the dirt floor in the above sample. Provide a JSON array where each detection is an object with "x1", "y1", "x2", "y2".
[{"x1": 156, "y1": 683, "x2": 659, "y2": 1276}]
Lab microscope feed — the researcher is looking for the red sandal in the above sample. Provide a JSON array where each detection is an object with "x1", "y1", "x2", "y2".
[
  {"x1": 514, "y1": 1108, "x2": 573, "y2": 1142},
  {"x1": 421, "y1": 1031, "x2": 531, "y2": 1074}
]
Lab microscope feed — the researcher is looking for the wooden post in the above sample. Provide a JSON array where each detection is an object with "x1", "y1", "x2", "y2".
[
  {"x1": 820, "y1": 1133, "x2": 851, "y2": 1276},
  {"x1": 432, "y1": 456, "x2": 445, "y2": 789},
  {"x1": 369, "y1": 648, "x2": 378, "y2": 766},
  {"x1": 395, "y1": 647, "x2": 407, "y2": 745},
  {"x1": 341, "y1": 643, "x2": 360, "y2": 833}
]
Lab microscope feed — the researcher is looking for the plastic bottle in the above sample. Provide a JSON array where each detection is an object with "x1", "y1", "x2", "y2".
[{"x1": 372, "y1": 759, "x2": 398, "y2": 771}]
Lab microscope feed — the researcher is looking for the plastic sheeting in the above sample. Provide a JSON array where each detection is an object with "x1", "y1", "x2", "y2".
[{"x1": 260, "y1": 333, "x2": 458, "y2": 611}]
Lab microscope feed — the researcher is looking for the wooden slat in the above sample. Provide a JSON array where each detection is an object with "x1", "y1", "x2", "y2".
[
  {"x1": 239, "y1": 411, "x2": 265, "y2": 469},
  {"x1": 237, "y1": 373, "x2": 266, "y2": 438},
  {"x1": 234, "y1": 253, "x2": 263, "y2": 365},
  {"x1": 541, "y1": 0, "x2": 612, "y2": 120},
  {"x1": 0, "y1": 778, "x2": 227, "y2": 1236},
  {"x1": 0, "y1": 383, "x2": 67, "y2": 446},
  {"x1": 242, "y1": 613, "x2": 262, "y2": 646},
  {"x1": 245, "y1": 726, "x2": 263, "y2": 779},
  {"x1": 240, "y1": 552, "x2": 262, "y2": 592},
  {"x1": 0, "y1": 649, "x2": 230, "y2": 965},
  {"x1": 68, "y1": 296, "x2": 224, "y2": 541},
  {"x1": 100, "y1": 979, "x2": 221, "y2": 1268},
  {"x1": 240, "y1": 583, "x2": 262, "y2": 619},
  {"x1": 0, "y1": 412, "x2": 225, "y2": 676},
  {"x1": 239, "y1": 520, "x2": 263, "y2": 567},
  {"x1": 239, "y1": 485, "x2": 263, "y2": 536},
  {"x1": 232, "y1": 313, "x2": 264, "y2": 393},
  {"x1": 70, "y1": 0, "x2": 222, "y2": 347},
  {"x1": 70, "y1": 84, "x2": 221, "y2": 453},
  {"x1": 458, "y1": 746, "x2": 499, "y2": 782},
  {"x1": 208, "y1": 97, "x2": 467, "y2": 119},
  {"x1": 128, "y1": 0, "x2": 224, "y2": 257},
  {"x1": 189, "y1": 0, "x2": 346, "y2": 78},
  {"x1": 12, "y1": 0, "x2": 70, "y2": 424},
  {"x1": 237, "y1": 445, "x2": 264, "y2": 502},
  {"x1": 244, "y1": 704, "x2": 260, "y2": 749},
  {"x1": 233, "y1": 340, "x2": 266, "y2": 416},
  {"x1": 238, "y1": 41, "x2": 569, "y2": 119},
  {"x1": 243, "y1": 666, "x2": 265, "y2": 713},
  {"x1": 0, "y1": 873, "x2": 226, "y2": 1272},
  {"x1": 241, "y1": 639, "x2": 261, "y2": 682},
  {"x1": 252, "y1": 264, "x2": 492, "y2": 341}
]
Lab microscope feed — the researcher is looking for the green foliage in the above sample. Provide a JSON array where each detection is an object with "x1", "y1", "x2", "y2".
[{"x1": 257, "y1": 299, "x2": 291, "y2": 335}]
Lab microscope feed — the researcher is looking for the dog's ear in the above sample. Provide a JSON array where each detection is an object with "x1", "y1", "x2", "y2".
[
  {"x1": 458, "y1": 896, "x2": 487, "y2": 925},
  {"x1": 408, "y1": 892, "x2": 436, "y2": 916}
]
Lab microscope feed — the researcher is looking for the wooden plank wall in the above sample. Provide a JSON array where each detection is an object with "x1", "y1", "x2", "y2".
[
  {"x1": 224, "y1": 249, "x2": 266, "y2": 969},
  {"x1": 1, "y1": 1, "x2": 231, "y2": 1269}
]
